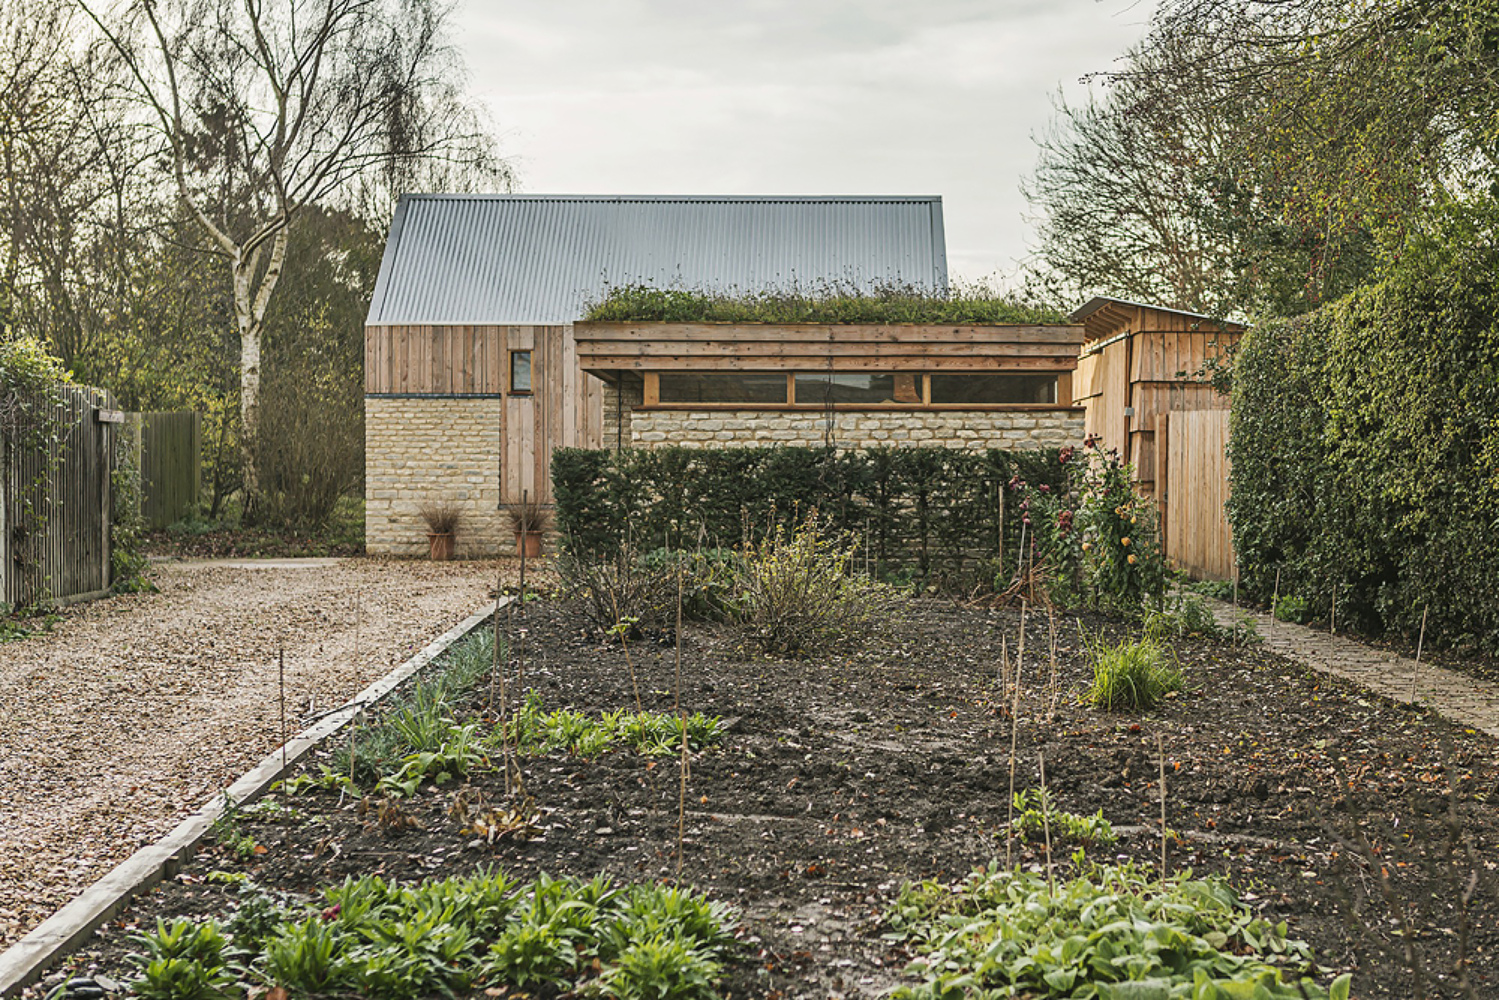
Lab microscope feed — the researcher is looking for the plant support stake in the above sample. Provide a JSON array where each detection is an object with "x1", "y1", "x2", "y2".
[
  {"x1": 1157, "y1": 733, "x2": 1168, "y2": 876},
  {"x1": 278, "y1": 647, "x2": 287, "y2": 768},
  {"x1": 1039, "y1": 751, "x2": 1055, "y2": 897},
  {"x1": 1410, "y1": 606, "x2": 1429, "y2": 703}
]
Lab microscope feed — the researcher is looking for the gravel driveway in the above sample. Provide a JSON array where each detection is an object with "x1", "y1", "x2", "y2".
[{"x1": 0, "y1": 557, "x2": 528, "y2": 950}]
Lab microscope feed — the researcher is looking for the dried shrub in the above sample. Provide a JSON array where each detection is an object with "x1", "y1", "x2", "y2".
[
  {"x1": 730, "y1": 510, "x2": 899, "y2": 657},
  {"x1": 418, "y1": 502, "x2": 460, "y2": 535}
]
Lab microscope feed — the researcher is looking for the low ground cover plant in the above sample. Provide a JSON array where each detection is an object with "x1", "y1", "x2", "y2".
[
  {"x1": 1010, "y1": 789, "x2": 1117, "y2": 847},
  {"x1": 1145, "y1": 592, "x2": 1223, "y2": 640},
  {"x1": 505, "y1": 691, "x2": 727, "y2": 758},
  {"x1": 127, "y1": 871, "x2": 736, "y2": 999},
  {"x1": 887, "y1": 862, "x2": 1350, "y2": 1000}
]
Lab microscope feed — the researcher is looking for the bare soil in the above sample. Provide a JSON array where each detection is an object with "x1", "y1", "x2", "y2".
[
  {"x1": 33, "y1": 599, "x2": 1499, "y2": 999},
  {"x1": 0, "y1": 557, "x2": 540, "y2": 951}
]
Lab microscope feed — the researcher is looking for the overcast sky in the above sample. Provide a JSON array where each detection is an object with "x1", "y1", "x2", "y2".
[{"x1": 451, "y1": 0, "x2": 1154, "y2": 285}]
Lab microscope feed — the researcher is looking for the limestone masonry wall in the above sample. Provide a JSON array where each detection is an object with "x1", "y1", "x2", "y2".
[
  {"x1": 629, "y1": 409, "x2": 1085, "y2": 451},
  {"x1": 366, "y1": 397, "x2": 512, "y2": 557},
  {"x1": 601, "y1": 381, "x2": 643, "y2": 451}
]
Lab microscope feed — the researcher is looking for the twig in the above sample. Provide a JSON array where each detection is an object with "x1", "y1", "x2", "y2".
[
  {"x1": 676, "y1": 564, "x2": 688, "y2": 876},
  {"x1": 1039, "y1": 751, "x2": 1055, "y2": 897},
  {"x1": 518, "y1": 489, "x2": 529, "y2": 694},
  {"x1": 1046, "y1": 605, "x2": 1059, "y2": 720},
  {"x1": 1006, "y1": 612, "x2": 1026, "y2": 869},
  {"x1": 1157, "y1": 732, "x2": 1168, "y2": 876},
  {"x1": 278, "y1": 647, "x2": 287, "y2": 768},
  {"x1": 1409, "y1": 606, "x2": 1429, "y2": 703},
  {"x1": 1271, "y1": 567, "x2": 1281, "y2": 639}
]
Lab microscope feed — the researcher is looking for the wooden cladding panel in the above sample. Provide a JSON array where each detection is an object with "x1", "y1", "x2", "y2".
[
  {"x1": 582, "y1": 355, "x2": 1078, "y2": 373},
  {"x1": 365, "y1": 325, "x2": 566, "y2": 394},
  {"x1": 572, "y1": 322, "x2": 1086, "y2": 374},
  {"x1": 575, "y1": 322, "x2": 1086, "y2": 344},
  {"x1": 1129, "y1": 329, "x2": 1242, "y2": 383},
  {"x1": 1162, "y1": 409, "x2": 1236, "y2": 581}
]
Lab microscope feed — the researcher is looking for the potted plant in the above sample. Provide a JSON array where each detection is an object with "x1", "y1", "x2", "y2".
[
  {"x1": 503, "y1": 497, "x2": 552, "y2": 559},
  {"x1": 419, "y1": 502, "x2": 461, "y2": 560}
]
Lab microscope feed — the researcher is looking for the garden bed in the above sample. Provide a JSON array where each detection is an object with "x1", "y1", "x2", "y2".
[{"x1": 32, "y1": 599, "x2": 1499, "y2": 999}]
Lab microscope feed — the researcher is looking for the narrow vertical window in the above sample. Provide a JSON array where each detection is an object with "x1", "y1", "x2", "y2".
[{"x1": 510, "y1": 350, "x2": 532, "y2": 393}]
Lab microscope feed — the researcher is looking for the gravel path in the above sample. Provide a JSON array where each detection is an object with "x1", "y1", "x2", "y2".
[{"x1": 0, "y1": 557, "x2": 531, "y2": 949}]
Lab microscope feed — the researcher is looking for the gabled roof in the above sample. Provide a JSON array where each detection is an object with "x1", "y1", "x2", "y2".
[
  {"x1": 367, "y1": 194, "x2": 948, "y2": 325},
  {"x1": 1069, "y1": 296, "x2": 1243, "y2": 343}
]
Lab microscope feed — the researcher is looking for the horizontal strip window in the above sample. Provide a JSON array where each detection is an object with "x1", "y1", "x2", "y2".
[
  {"x1": 646, "y1": 372, "x2": 1064, "y2": 407},
  {"x1": 365, "y1": 392, "x2": 506, "y2": 399},
  {"x1": 930, "y1": 372, "x2": 1056, "y2": 405},
  {"x1": 794, "y1": 372, "x2": 922, "y2": 406},
  {"x1": 659, "y1": 372, "x2": 788, "y2": 404}
]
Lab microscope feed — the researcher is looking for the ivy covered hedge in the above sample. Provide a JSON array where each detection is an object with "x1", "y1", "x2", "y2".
[
  {"x1": 583, "y1": 284, "x2": 1066, "y2": 325},
  {"x1": 552, "y1": 445, "x2": 1068, "y2": 583},
  {"x1": 1228, "y1": 203, "x2": 1499, "y2": 654}
]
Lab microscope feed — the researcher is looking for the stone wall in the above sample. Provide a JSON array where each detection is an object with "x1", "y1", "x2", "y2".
[
  {"x1": 601, "y1": 380, "x2": 643, "y2": 451},
  {"x1": 629, "y1": 408, "x2": 1085, "y2": 451},
  {"x1": 366, "y1": 396, "x2": 513, "y2": 557}
]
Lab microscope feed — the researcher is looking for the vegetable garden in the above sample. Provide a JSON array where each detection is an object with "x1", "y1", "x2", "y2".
[{"x1": 38, "y1": 494, "x2": 1499, "y2": 1000}]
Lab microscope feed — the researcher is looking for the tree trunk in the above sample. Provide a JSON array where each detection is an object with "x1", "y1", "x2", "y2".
[{"x1": 233, "y1": 226, "x2": 288, "y2": 522}]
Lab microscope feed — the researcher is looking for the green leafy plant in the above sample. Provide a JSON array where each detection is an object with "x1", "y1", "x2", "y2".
[
  {"x1": 226, "y1": 883, "x2": 293, "y2": 951},
  {"x1": 1228, "y1": 197, "x2": 1499, "y2": 655},
  {"x1": 1078, "y1": 437, "x2": 1167, "y2": 614},
  {"x1": 1011, "y1": 789, "x2": 1117, "y2": 847},
  {"x1": 584, "y1": 281, "x2": 1064, "y2": 325},
  {"x1": 276, "y1": 765, "x2": 361, "y2": 797},
  {"x1": 375, "y1": 724, "x2": 488, "y2": 798},
  {"x1": 263, "y1": 915, "x2": 355, "y2": 995},
  {"x1": 887, "y1": 863, "x2": 1351, "y2": 1000},
  {"x1": 1086, "y1": 629, "x2": 1182, "y2": 711},
  {"x1": 550, "y1": 445, "x2": 1069, "y2": 589},
  {"x1": 640, "y1": 547, "x2": 741, "y2": 621},
  {"x1": 591, "y1": 934, "x2": 722, "y2": 1000},
  {"x1": 126, "y1": 919, "x2": 239, "y2": 1000},
  {"x1": 1146, "y1": 591, "x2": 1224, "y2": 640},
  {"x1": 501, "y1": 692, "x2": 727, "y2": 759},
  {"x1": 208, "y1": 798, "x2": 260, "y2": 860},
  {"x1": 1274, "y1": 594, "x2": 1312, "y2": 624}
]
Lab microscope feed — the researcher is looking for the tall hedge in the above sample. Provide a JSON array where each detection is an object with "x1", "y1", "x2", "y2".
[
  {"x1": 1228, "y1": 202, "x2": 1499, "y2": 654},
  {"x1": 551, "y1": 445, "x2": 1068, "y2": 583}
]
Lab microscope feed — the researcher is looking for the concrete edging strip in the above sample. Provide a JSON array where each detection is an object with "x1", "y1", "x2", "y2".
[{"x1": 0, "y1": 598, "x2": 508, "y2": 997}]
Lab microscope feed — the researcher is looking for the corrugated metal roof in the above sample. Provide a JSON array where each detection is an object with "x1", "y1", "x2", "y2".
[{"x1": 367, "y1": 194, "x2": 948, "y2": 325}]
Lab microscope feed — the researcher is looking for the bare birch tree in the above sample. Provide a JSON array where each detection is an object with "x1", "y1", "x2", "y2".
[{"x1": 81, "y1": 0, "x2": 507, "y2": 514}]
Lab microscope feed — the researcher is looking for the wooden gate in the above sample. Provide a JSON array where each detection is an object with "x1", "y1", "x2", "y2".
[
  {"x1": 1160, "y1": 409, "x2": 1236, "y2": 581},
  {"x1": 139, "y1": 411, "x2": 202, "y2": 529},
  {"x1": 2, "y1": 385, "x2": 117, "y2": 607}
]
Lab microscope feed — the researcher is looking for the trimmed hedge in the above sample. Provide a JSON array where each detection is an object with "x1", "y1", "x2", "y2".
[
  {"x1": 1228, "y1": 202, "x2": 1499, "y2": 654},
  {"x1": 551, "y1": 445, "x2": 1069, "y2": 584}
]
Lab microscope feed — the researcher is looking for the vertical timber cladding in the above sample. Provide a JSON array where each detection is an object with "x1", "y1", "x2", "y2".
[
  {"x1": 363, "y1": 324, "x2": 603, "y2": 552},
  {"x1": 1074, "y1": 304, "x2": 1241, "y2": 498}
]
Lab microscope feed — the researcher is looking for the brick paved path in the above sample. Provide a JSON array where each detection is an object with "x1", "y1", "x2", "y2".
[{"x1": 1207, "y1": 598, "x2": 1499, "y2": 739}]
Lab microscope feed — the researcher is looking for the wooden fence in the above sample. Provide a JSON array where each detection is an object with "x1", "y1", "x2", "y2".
[
  {"x1": 138, "y1": 411, "x2": 202, "y2": 529},
  {"x1": 1, "y1": 385, "x2": 118, "y2": 607},
  {"x1": 1160, "y1": 409, "x2": 1237, "y2": 581}
]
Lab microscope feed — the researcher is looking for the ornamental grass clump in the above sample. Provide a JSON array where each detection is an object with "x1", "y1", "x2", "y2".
[
  {"x1": 1087, "y1": 630, "x2": 1181, "y2": 711},
  {"x1": 887, "y1": 862, "x2": 1351, "y2": 1000}
]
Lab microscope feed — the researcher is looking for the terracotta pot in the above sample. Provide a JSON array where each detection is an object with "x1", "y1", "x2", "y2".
[
  {"x1": 515, "y1": 529, "x2": 544, "y2": 559},
  {"x1": 427, "y1": 531, "x2": 455, "y2": 561}
]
